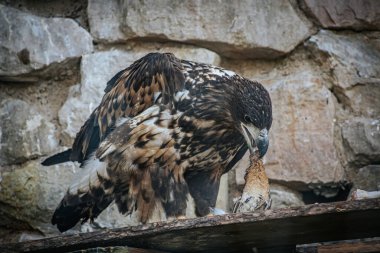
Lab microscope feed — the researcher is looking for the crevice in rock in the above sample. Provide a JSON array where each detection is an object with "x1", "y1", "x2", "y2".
[
  {"x1": 268, "y1": 179, "x2": 315, "y2": 192},
  {"x1": 93, "y1": 35, "x2": 309, "y2": 61},
  {"x1": 296, "y1": 0, "x2": 323, "y2": 28},
  {"x1": 0, "y1": 57, "x2": 81, "y2": 83},
  {"x1": 301, "y1": 182, "x2": 352, "y2": 204},
  {"x1": 117, "y1": 37, "x2": 287, "y2": 60}
]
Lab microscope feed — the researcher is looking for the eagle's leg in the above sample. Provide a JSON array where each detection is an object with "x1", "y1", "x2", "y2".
[
  {"x1": 185, "y1": 171, "x2": 221, "y2": 217},
  {"x1": 233, "y1": 156, "x2": 271, "y2": 213}
]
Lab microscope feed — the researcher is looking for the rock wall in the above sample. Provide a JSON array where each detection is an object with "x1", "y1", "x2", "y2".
[{"x1": 0, "y1": 0, "x2": 379, "y2": 243}]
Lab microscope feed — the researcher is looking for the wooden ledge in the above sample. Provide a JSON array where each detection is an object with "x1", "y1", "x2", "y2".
[{"x1": 2, "y1": 198, "x2": 380, "y2": 253}]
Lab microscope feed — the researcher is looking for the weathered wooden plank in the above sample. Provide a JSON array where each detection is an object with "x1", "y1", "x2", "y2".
[
  {"x1": 69, "y1": 246, "x2": 168, "y2": 253},
  {"x1": 297, "y1": 237, "x2": 380, "y2": 253},
  {"x1": 1, "y1": 199, "x2": 380, "y2": 253}
]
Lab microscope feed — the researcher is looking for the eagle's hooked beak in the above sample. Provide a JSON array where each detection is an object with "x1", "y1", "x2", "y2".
[{"x1": 241, "y1": 123, "x2": 269, "y2": 158}]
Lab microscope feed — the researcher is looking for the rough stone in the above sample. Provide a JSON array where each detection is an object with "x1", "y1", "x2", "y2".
[
  {"x1": 215, "y1": 174, "x2": 229, "y2": 212},
  {"x1": 306, "y1": 30, "x2": 380, "y2": 173},
  {"x1": 306, "y1": 30, "x2": 380, "y2": 118},
  {"x1": 349, "y1": 165, "x2": 380, "y2": 191},
  {"x1": 0, "y1": 4, "x2": 93, "y2": 77},
  {"x1": 87, "y1": 0, "x2": 125, "y2": 42},
  {"x1": 0, "y1": 99, "x2": 58, "y2": 166},
  {"x1": 265, "y1": 72, "x2": 343, "y2": 187},
  {"x1": 342, "y1": 117, "x2": 380, "y2": 166},
  {"x1": 59, "y1": 45, "x2": 220, "y2": 142},
  {"x1": 225, "y1": 50, "x2": 345, "y2": 189},
  {"x1": 0, "y1": 161, "x2": 78, "y2": 238},
  {"x1": 300, "y1": 0, "x2": 380, "y2": 30},
  {"x1": 88, "y1": 0, "x2": 314, "y2": 59},
  {"x1": 0, "y1": 0, "x2": 89, "y2": 30},
  {"x1": 270, "y1": 184, "x2": 305, "y2": 209},
  {"x1": 307, "y1": 30, "x2": 380, "y2": 82},
  {"x1": 234, "y1": 152, "x2": 250, "y2": 187}
]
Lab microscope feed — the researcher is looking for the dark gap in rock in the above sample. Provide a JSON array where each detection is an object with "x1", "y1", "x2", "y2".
[{"x1": 301, "y1": 183, "x2": 352, "y2": 204}]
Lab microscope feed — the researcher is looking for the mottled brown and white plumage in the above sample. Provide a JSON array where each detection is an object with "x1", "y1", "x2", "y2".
[{"x1": 42, "y1": 53, "x2": 272, "y2": 232}]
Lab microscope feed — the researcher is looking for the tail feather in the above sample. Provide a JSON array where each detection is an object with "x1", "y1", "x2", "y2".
[
  {"x1": 52, "y1": 191, "x2": 114, "y2": 232},
  {"x1": 52, "y1": 156, "x2": 114, "y2": 232},
  {"x1": 42, "y1": 149, "x2": 72, "y2": 166}
]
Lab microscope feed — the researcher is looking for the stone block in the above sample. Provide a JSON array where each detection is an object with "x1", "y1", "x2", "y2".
[
  {"x1": 88, "y1": 0, "x2": 314, "y2": 59},
  {"x1": 300, "y1": 0, "x2": 380, "y2": 30},
  {"x1": 349, "y1": 165, "x2": 380, "y2": 191},
  {"x1": 0, "y1": 5, "x2": 93, "y2": 77},
  {"x1": 0, "y1": 99, "x2": 58, "y2": 165},
  {"x1": 307, "y1": 30, "x2": 380, "y2": 118},
  {"x1": 342, "y1": 118, "x2": 380, "y2": 166}
]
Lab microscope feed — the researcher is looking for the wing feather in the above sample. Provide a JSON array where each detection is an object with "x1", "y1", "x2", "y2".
[{"x1": 70, "y1": 53, "x2": 185, "y2": 165}]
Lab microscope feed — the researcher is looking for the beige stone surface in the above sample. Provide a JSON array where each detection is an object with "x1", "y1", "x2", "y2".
[
  {"x1": 342, "y1": 117, "x2": 380, "y2": 166},
  {"x1": 0, "y1": 161, "x2": 78, "y2": 238},
  {"x1": 349, "y1": 165, "x2": 380, "y2": 192},
  {"x1": 87, "y1": 0, "x2": 125, "y2": 42},
  {"x1": 0, "y1": 4, "x2": 93, "y2": 77},
  {"x1": 216, "y1": 174, "x2": 229, "y2": 211},
  {"x1": 0, "y1": 99, "x2": 58, "y2": 166},
  {"x1": 307, "y1": 30, "x2": 380, "y2": 168},
  {"x1": 307, "y1": 30, "x2": 380, "y2": 118},
  {"x1": 88, "y1": 0, "x2": 314, "y2": 59},
  {"x1": 270, "y1": 184, "x2": 305, "y2": 209}
]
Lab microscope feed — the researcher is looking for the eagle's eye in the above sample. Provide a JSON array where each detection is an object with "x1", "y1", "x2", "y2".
[{"x1": 244, "y1": 115, "x2": 252, "y2": 123}]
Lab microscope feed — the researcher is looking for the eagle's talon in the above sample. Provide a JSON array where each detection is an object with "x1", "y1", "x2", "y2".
[
  {"x1": 265, "y1": 198, "x2": 272, "y2": 210},
  {"x1": 233, "y1": 198, "x2": 270, "y2": 213},
  {"x1": 233, "y1": 192, "x2": 270, "y2": 213},
  {"x1": 232, "y1": 201, "x2": 241, "y2": 213}
]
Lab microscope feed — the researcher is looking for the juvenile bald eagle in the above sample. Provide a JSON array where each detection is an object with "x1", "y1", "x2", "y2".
[{"x1": 42, "y1": 53, "x2": 272, "y2": 232}]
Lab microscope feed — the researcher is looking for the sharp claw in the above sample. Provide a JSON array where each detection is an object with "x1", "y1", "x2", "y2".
[
  {"x1": 265, "y1": 198, "x2": 272, "y2": 210},
  {"x1": 233, "y1": 193, "x2": 271, "y2": 213},
  {"x1": 232, "y1": 199, "x2": 241, "y2": 213}
]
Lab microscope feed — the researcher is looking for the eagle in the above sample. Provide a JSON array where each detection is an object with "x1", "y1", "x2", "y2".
[{"x1": 42, "y1": 52, "x2": 272, "y2": 232}]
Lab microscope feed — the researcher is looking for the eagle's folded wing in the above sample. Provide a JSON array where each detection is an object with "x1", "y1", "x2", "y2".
[{"x1": 43, "y1": 53, "x2": 185, "y2": 166}]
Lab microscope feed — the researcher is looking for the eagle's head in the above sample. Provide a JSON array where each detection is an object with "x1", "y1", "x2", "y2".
[{"x1": 232, "y1": 80, "x2": 272, "y2": 158}]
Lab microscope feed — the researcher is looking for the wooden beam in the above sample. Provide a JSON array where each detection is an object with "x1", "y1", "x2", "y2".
[
  {"x1": 297, "y1": 238, "x2": 380, "y2": 253},
  {"x1": 69, "y1": 246, "x2": 168, "y2": 253},
  {"x1": 1, "y1": 199, "x2": 380, "y2": 253}
]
